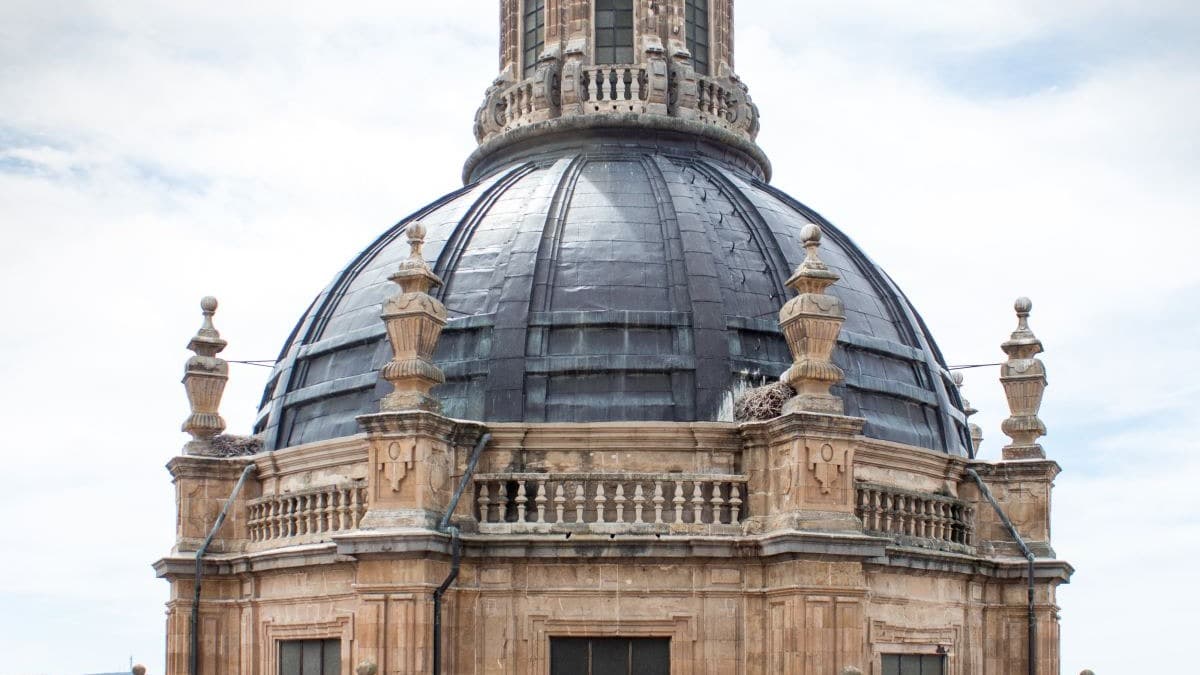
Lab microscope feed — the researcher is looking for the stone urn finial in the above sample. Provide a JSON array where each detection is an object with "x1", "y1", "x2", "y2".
[
  {"x1": 379, "y1": 222, "x2": 448, "y2": 413},
  {"x1": 1000, "y1": 297, "x2": 1047, "y2": 459},
  {"x1": 182, "y1": 296, "x2": 229, "y2": 453},
  {"x1": 952, "y1": 370, "x2": 984, "y2": 455},
  {"x1": 355, "y1": 660, "x2": 378, "y2": 675},
  {"x1": 779, "y1": 224, "x2": 846, "y2": 415}
]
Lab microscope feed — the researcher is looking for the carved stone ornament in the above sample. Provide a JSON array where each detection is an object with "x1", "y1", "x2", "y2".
[
  {"x1": 952, "y1": 371, "x2": 984, "y2": 455},
  {"x1": 807, "y1": 442, "x2": 848, "y2": 495},
  {"x1": 182, "y1": 296, "x2": 228, "y2": 452},
  {"x1": 779, "y1": 224, "x2": 846, "y2": 415},
  {"x1": 379, "y1": 222, "x2": 448, "y2": 413},
  {"x1": 1000, "y1": 297, "x2": 1047, "y2": 459},
  {"x1": 380, "y1": 440, "x2": 416, "y2": 492}
]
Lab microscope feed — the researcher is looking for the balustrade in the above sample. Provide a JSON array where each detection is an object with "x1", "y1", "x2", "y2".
[
  {"x1": 496, "y1": 79, "x2": 536, "y2": 127},
  {"x1": 475, "y1": 473, "x2": 746, "y2": 533},
  {"x1": 248, "y1": 483, "x2": 367, "y2": 545},
  {"x1": 581, "y1": 65, "x2": 647, "y2": 108},
  {"x1": 856, "y1": 483, "x2": 974, "y2": 552}
]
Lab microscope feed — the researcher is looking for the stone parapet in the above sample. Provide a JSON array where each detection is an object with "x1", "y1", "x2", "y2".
[{"x1": 167, "y1": 455, "x2": 259, "y2": 553}]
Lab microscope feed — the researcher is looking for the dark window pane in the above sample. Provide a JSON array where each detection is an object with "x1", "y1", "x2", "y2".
[
  {"x1": 596, "y1": 11, "x2": 614, "y2": 28},
  {"x1": 685, "y1": 0, "x2": 710, "y2": 75},
  {"x1": 596, "y1": 47, "x2": 615, "y2": 64},
  {"x1": 301, "y1": 640, "x2": 322, "y2": 675},
  {"x1": 921, "y1": 655, "x2": 945, "y2": 675},
  {"x1": 281, "y1": 643, "x2": 302, "y2": 675},
  {"x1": 551, "y1": 638, "x2": 589, "y2": 674},
  {"x1": 900, "y1": 654, "x2": 922, "y2": 675},
  {"x1": 323, "y1": 640, "x2": 341, "y2": 674},
  {"x1": 590, "y1": 638, "x2": 629, "y2": 675},
  {"x1": 614, "y1": 47, "x2": 634, "y2": 64},
  {"x1": 631, "y1": 639, "x2": 670, "y2": 675}
]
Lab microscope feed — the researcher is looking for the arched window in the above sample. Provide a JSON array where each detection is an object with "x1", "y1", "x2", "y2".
[
  {"x1": 523, "y1": 0, "x2": 546, "y2": 78},
  {"x1": 595, "y1": 0, "x2": 634, "y2": 64},
  {"x1": 685, "y1": 0, "x2": 709, "y2": 75}
]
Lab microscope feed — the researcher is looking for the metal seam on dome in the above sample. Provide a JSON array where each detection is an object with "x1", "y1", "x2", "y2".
[
  {"x1": 644, "y1": 154, "x2": 713, "y2": 419},
  {"x1": 433, "y1": 162, "x2": 539, "y2": 303},
  {"x1": 749, "y1": 179, "x2": 970, "y2": 456},
  {"x1": 260, "y1": 176, "x2": 493, "y2": 449},
  {"x1": 687, "y1": 161, "x2": 791, "y2": 306},
  {"x1": 483, "y1": 155, "x2": 585, "y2": 420}
]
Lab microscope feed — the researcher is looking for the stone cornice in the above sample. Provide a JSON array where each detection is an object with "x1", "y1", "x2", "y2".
[
  {"x1": 738, "y1": 411, "x2": 867, "y2": 445},
  {"x1": 464, "y1": 114, "x2": 772, "y2": 184},
  {"x1": 486, "y1": 420, "x2": 742, "y2": 453},
  {"x1": 355, "y1": 411, "x2": 487, "y2": 443},
  {"x1": 252, "y1": 434, "x2": 369, "y2": 480},
  {"x1": 969, "y1": 458, "x2": 1062, "y2": 482},
  {"x1": 166, "y1": 455, "x2": 255, "y2": 481},
  {"x1": 856, "y1": 437, "x2": 970, "y2": 484}
]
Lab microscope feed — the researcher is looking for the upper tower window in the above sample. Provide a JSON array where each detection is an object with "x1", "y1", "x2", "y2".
[
  {"x1": 685, "y1": 0, "x2": 710, "y2": 75},
  {"x1": 523, "y1": 0, "x2": 546, "y2": 78},
  {"x1": 595, "y1": 0, "x2": 635, "y2": 64}
]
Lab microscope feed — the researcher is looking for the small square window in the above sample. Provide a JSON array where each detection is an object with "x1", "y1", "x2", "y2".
[{"x1": 279, "y1": 639, "x2": 340, "y2": 675}]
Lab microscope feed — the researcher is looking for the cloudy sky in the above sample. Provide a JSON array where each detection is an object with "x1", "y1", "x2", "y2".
[{"x1": 1, "y1": 1, "x2": 1197, "y2": 673}]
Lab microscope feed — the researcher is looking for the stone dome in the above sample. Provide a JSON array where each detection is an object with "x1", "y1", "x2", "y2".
[{"x1": 254, "y1": 126, "x2": 971, "y2": 456}]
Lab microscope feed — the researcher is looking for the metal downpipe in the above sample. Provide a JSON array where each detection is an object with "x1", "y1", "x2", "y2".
[
  {"x1": 967, "y1": 468, "x2": 1038, "y2": 675},
  {"x1": 190, "y1": 461, "x2": 257, "y2": 675},
  {"x1": 432, "y1": 432, "x2": 492, "y2": 675}
]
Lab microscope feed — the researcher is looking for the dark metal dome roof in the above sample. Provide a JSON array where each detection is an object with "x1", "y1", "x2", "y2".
[{"x1": 255, "y1": 129, "x2": 971, "y2": 456}]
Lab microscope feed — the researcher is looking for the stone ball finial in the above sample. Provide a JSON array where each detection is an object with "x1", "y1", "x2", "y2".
[
  {"x1": 356, "y1": 660, "x2": 379, "y2": 675},
  {"x1": 1015, "y1": 296, "x2": 1033, "y2": 315},
  {"x1": 800, "y1": 223, "x2": 821, "y2": 246},
  {"x1": 132, "y1": 665, "x2": 147, "y2": 675},
  {"x1": 407, "y1": 221, "x2": 427, "y2": 243},
  {"x1": 1080, "y1": 670, "x2": 1095, "y2": 675},
  {"x1": 200, "y1": 295, "x2": 218, "y2": 313},
  {"x1": 840, "y1": 667, "x2": 863, "y2": 675},
  {"x1": 951, "y1": 370, "x2": 964, "y2": 387}
]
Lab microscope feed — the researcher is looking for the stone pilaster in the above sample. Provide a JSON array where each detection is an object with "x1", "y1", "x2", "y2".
[
  {"x1": 1000, "y1": 297, "x2": 1048, "y2": 460},
  {"x1": 780, "y1": 224, "x2": 845, "y2": 416},
  {"x1": 181, "y1": 296, "x2": 228, "y2": 455},
  {"x1": 168, "y1": 455, "x2": 259, "y2": 553},
  {"x1": 380, "y1": 223, "x2": 447, "y2": 414},
  {"x1": 355, "y1": 412, "x2": 487, "y2": 530}
]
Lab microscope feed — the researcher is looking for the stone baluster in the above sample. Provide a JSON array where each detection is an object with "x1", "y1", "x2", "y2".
[
  {"x1": 634, "y1": 483, "x2": 646, "y2": 523},
  {"x1": 181, "y1": 296, "x2": 229, "y2": 454},
  {"x1": 536, "y1": 478, "x2": 548, "y2": 523},
  {"x1": 1000, "y1": 297, "x2": 1048, "y2": 459},
  {"x1": 591, "y1": 68, "x2": 604, "y2": 101},
  {"x1": 595, "y1": 482, "x2": 607, "y2": 523},
  {"x1": 730, "y1": 484, "x2": 742, "y2": 523},
  {"x1": 630, "y1": 68, "x2": 642, "y2": 100},
  {"x1": 555, "y1": 484, "x2": 566, "y2": 523},
  {"x1": 477, "y1": 483, "x2": 491, "y2": 523},
  {"x1": 711, "y1": 483, "x2": 725, "y2": 525},
  {"x1": 692, "y1": 481, "x2": 705, "y2": 523},
  {"x1": 780, "y1": 225, "x2": 846, "y2": 414},
  {"x1": 379, "y1": 222, "x2": 447, "y2": 413},
  {"x1": 653, "y1": 481, "x2": 665, "y2": 523},
  {"x1": 614, "y1": 483, "x2": 626, "y2": 523},
  {"x1": 351, "y1": 487, "x2": 363, "y2": 528},
  {"x1": 673, "y1": 481, "x2": 686, "y2": 523},
  {"x1": 516, "y1": 480, "x2": 528, "y2": 522},
  {"x1": 573, "y1": 483, "x2": 586, "y2": 523}
]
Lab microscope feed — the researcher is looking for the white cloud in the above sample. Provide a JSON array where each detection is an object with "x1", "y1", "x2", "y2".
[{"x1": 0, "y1": 1, "x2": 1195, "y2": 673}]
